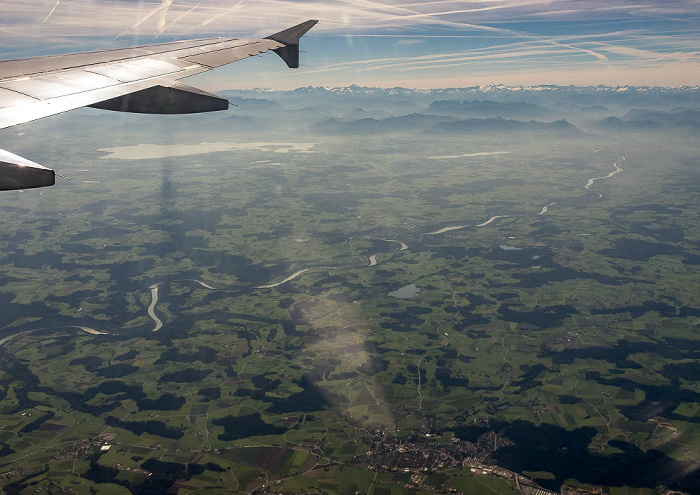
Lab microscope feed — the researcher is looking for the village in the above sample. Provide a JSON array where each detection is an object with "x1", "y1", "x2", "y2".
[{"x1": 352, "y1": 426, "x2": 559, "y2": 495}]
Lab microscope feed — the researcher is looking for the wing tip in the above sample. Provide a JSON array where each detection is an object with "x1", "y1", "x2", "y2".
[{"x1": 265, "y1": 20, "x2": 318, "y2": 45}]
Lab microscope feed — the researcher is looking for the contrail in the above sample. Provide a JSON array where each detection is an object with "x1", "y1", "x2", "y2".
[
  {"x1": 43, "y1": 0, "x2": 60, "y2": 23},
  {"x1": 200, "y1": 1, "x2": 248, "y2": 27},
  {"x1": 156, "y1": 0, "x2": 175, "y2": 35},
  {"x1": 117, "y1": 0, "x2": 174, "y2": 38},
  {"x1": 167, "y1": 0, "x2": 202, "y2": 30},
  {"x1": 180, "y1": 1, "x2": 247, "y2": 34}
]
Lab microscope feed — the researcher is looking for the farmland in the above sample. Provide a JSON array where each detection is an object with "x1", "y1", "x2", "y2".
[{"x1": 0, "y1": 86, "x2": 698, "y2": 494}]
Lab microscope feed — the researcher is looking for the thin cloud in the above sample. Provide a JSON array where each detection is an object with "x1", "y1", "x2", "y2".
[{"x1": 395, "y1": 39, "x2": 424, "y2": 45}]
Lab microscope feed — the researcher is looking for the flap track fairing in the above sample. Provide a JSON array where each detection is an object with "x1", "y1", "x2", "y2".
[
  {"x1": 0, "y1": 149, "x2": 55, "y2": 191},
  {"x1": 89, "y1": 84, "x2": 229, "y2": 114}
]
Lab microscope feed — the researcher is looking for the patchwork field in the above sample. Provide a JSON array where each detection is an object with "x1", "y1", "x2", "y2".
[{"x1": 0, "y1": 86, "x2": 698, "y2": 494}]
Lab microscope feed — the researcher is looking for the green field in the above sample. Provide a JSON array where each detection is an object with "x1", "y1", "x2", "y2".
[{"x1": 0, "y1": 87, "x2": 698, "y2": 494}]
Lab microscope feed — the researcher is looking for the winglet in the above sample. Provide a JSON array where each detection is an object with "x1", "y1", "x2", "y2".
[
  {"x1": 265, "y1": 20, "x2": 318, "y2": 68},
  {"x1": 266, "y1": 20, "x2": 318, "y2": 45}
]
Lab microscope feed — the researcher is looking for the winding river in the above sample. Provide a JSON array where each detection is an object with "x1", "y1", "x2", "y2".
[
  {"x1": 148, "y1": 283, "x2": 164, "y2": 332},
  {"x1": 0, "y1": 330, "x2": 38, "y2": 346},
  {"x1": 429, "y1": 151, "x2": 511, "y2": 160},
  {"x1": 426, "y1": 215, "x2": 508, "y2": 235},
  {"x1": 75, "y1": 326, "x2": 108, "y2": 335},
  {"x1": 475, "y1": 215, "x2": 508, "y2": 227},
  {"x1": 585, "y1": 156, "x2": 625, "y2": 189},
  {"x1": 427, "y1": 225, "x2": 470, "y2": 235},
  {"x1": 386, "y1": 239, "x2": 408, "y2": 251},
  {"x1": 256, "y1": 269, "x2": 312, "y2": 289},
  {"x1": 194, "y1": 280, "x2": 217, "y2": 290},
  {"x1": 0, "y1": 326, "x2": 109, "y2": 348},
  {"x1": 366, "y1": 238, "x2": 408, "y2": 266},
  {"x1": 538, "y1": 202, "x2": 557, "y2": 215},
  {"x1": 534, "y1": 155, "x2": 624, "y2": 217}
]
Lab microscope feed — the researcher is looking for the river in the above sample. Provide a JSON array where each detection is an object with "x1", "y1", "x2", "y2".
[
  {"x1": 0, "y1": 329, "x2": 38, "y2": 346},
  {"x1": 256, "y1": 269, "x2": 311, "y2": 289},
  {"x1": 148, "y1": 283, "x2": 164, "y2": 332},
  {"x1": 429, "y1": 151, "x2": 511, "y2": 160},
  {"x1": 475, "y1": 215, "x2": 508, "y2": 227},
  {"x1": 75, "y1": 326, "x2": 108, "y2": 335},
  {"x1": 0, "y1": 326, "x2": 108, "y2": 348},
  {"x1": 194, "y1": 280, "x2": 217, "y2": 290},
  {"x1": 538, "y1": 202, "x2": 557, "y2": 215},
  {"x1": 426, "y1": 225, "x2": 470, "y2": 235},
  {"x1": 426, "y1": 215, "x2": 508, "y2": 236},
  {"x1": 385, "y1": 239, "x2": 408, "y2": 251},
  {"x1": 585, "y1": 156, "x2": 625, "y2": 189}
]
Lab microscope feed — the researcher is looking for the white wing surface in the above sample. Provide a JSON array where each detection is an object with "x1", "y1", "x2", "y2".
[{"x1": 0, "y1": 20, "x2": 317, "y2": 190}]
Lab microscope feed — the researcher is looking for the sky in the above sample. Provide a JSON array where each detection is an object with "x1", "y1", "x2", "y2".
[{"x1": 1, "y1": 0, "x2": 699, "y2": 89}]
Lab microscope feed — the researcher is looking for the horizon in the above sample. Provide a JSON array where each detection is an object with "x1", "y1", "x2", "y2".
[{"x1": 220, "y1": 83, "x2": 700, "y2": 91}]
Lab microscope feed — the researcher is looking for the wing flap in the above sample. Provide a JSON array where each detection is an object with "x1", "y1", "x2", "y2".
[
  {"x1": 0, "y1": 88, "x2": 37, "y2": 107},
  {"x1": 180, "y1": 39, "x2": 280, "y2": 68},
  {"x1": 85, "y1": 59, "x2": 189, "y2": 83},
  {"x1": 1, "y1": 70, "x2": 120, "y2": 99},
  {"x1": 0, "y1": 38, "x2": 222, "y2": 80}
]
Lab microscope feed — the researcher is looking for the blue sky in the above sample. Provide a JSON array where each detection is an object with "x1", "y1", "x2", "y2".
[{"x1": 1, "y1": 0, "x2": 699, "y2": 89}]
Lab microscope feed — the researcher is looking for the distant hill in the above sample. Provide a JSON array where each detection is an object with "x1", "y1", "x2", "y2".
[
  {"x1": 342, "y1": 108, "x2": 395, "y2": 120},
  {"x1": 226, "y1": 85, "x2": 700, "y2": 108},
  {"x1": 214, "y1": 115, "x2": 270, "y2": 133},
  {"x1": 577, "y1": 105, "x2": 611, "y2": 117},
  {"x1": 311, "y1": 114, "x2": 455, "y2": 134},
  {"x1": 427, "y1": 100, "x2": 551, "y2": 119},
  {"x1": 290, "y1": 104, "x2": 346, "y2": 119},
  {"x1": 218, "y1": 95, "x2": 285, "y2": 112},
  {"x1": 430, "y1": 117, "x2": 581, "y2": 135},
  {"x1": 594, "y1": 117, "x2": 658, "y2": 131},
  {"x1": 622, "y1": 108, "x2": 700, "y2": 123},
  {"x1": 217, "y1": 87, "x2": 700, "y2": 133},
  {"x1": 310, "y1": 114, "x2": 582, "y2": 136},
  {"x1": 594, "y1": 108, "x2": 700, "y2": 132}
]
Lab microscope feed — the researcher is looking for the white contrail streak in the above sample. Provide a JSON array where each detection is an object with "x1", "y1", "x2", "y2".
[
  {"x1": 43, "y1": 0, "x2": 60, "y2": 23},
  {"x1": 168, "y1": 1, "x2": 202, "y2": 30},
  {"x1": 181, "y1": 1, "x2": 247, "y2": 34},
  {"x1": 156, "y1": 0, "x2": 175, "y2": 35},
  {"x1": 117, "y1": 0, "x2": 174, "y2": 38}
]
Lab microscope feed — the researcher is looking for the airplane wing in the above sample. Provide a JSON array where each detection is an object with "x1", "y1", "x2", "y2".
[{"x1": 0, "y1": 20, "x2": 318, "y2": 191}]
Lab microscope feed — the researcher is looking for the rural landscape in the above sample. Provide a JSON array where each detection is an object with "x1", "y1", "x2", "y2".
[{"x1": 0, "y1": 85, "x2": 698, "y2": 494}]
